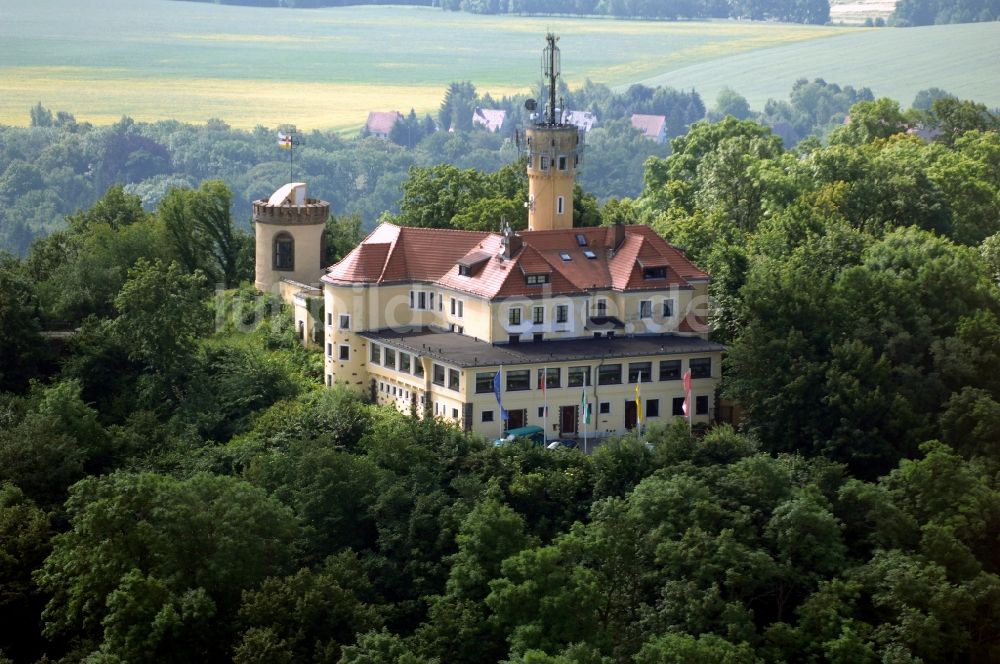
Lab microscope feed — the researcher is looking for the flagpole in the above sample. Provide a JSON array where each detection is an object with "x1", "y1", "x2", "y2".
[
  {"x1": 635, "y1": 371, "x2": 642, "y2": 438},
  {"x1": 543, "y1": 366, "x2": 548, "y2": 441}
]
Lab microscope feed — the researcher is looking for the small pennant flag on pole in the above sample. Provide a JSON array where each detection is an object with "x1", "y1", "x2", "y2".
[{"x1": 278, "y1": 131, "x2": 293, "y2": 149}]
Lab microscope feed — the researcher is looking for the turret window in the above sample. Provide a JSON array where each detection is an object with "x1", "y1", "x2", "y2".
[
  {"x1": 558, "y1": 156, "x2": 567, "y2": 170},
  {"x1": 540, "y1": 156, "x2": 549, "y2": 171},
  {"x1": 274, "y1": 233, "x2": 294, "y2": 271},
  {"x1": 557, "y1": 196, "x2": 565, "y2": 215}
]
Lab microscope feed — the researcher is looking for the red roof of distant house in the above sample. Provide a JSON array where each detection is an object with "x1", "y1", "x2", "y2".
[
  {"x1": 563, "y1": 110, "x2": 597, "y2": 132},
  {"x1": 324, "y1": 222, "x2": 709, "y2": 300},
  {"x1": 366, "y1": 111, "x2": 403, "y2": 136},
  {"x1": 472, "y1": 108, "x2": 506, "y2": 132},
  {"x1": 630, "y1": 114, "x2": 667, "y2": 140}
]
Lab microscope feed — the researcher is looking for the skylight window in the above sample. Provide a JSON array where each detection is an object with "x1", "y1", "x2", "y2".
[
  {"x1": 583, "y1": 250, "x2": 597, "y2": 259},
  {"x1": 560, "y1": 252, "x2": 572, "y2": 261},
  {"x1": 576, "y1": 234, "x2": 587, "y2": 247}
]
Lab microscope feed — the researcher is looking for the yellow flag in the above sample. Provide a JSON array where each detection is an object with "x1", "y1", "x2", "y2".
[{"x1": 635, "y1": 372, "x2": 643, "y2": 424}]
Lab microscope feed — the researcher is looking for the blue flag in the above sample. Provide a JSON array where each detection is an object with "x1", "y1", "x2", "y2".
[{"x1": 494, "y1": 367, "x2": 509, "y2": 421}]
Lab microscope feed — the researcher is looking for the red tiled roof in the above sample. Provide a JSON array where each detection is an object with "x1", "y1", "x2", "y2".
[
  {"x1": 323, "y1": 222, "x2": 710, "y2": 299},
  {"x1": 472, "y1": 108, "x2": 506, "y2": 132},
  {"x1": 517, "y1": 245, "x2": 553, "y2": 275},
  {"x1": 366, "y1": 111, "x2": 403, "y2": 135},
  {"x1": 631, "y1": 113, "x2": 666, "y2": 140}
]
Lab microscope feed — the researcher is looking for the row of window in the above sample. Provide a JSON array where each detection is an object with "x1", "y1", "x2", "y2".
[
  {"x1": 509, "y1": 304, "x2": 570, "y2": 326},
  {"x1": 327, "y1": 312, "x2": 351, "y2": 330},
  {"x1": 408, "y1": 291, "x2": 466, "y2": 318},
  {"x1": 504, "y1": 298, "x2": 676, "y2": 326},
  {"x1": 476, "y1": 358, "x2": 711, "y2": 393},
  {"x1": 379, "y1": 381, "x2": 413, "y2": 400},
  {"x1": 327, "y1": 343, "x2": 350, "y2": 361},
  {"x1": 369, "y1": 343, "x2": 426, "y2": 379},
  {"x1": 535, "y1": 154, "x2": 574, "y2": 172},
  {"x1": 432, "y1": 364, "x2": 461, "y2": 392},
  {"x1": 374, "y1": 294, "x2": 678, "y2": 330},
  {"x1": 479, "y1": 396, "x2": 709, "y2": 422}
]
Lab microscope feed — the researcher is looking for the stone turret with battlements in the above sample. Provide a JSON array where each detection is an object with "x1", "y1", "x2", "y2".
[{"x1": 253, "y1": 182, "x2": 330, "y2": 293}]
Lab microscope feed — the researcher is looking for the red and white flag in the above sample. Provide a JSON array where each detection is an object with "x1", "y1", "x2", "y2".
[{"x1": 682, "y1": 369, "x2": 692, "y2": 418}]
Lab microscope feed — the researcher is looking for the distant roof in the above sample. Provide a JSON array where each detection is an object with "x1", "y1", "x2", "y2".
[
  {"x1": 361, "y1": 327, "x2": 724, "y2": 368},
  {"x1": 631, "y1": 114, "x2": 667, "y2": 139},
  {"x1": 366, "y1": 111, "x2": 403, "y2": 135},
  {"x1": 563, "y1": 110, "x2": 597, "y2": 131},
  {"x1": 324, "y1": 222, "x2": 709, "y2": 301},
  {"x1": 472, "y1": 108, "x2": 507, "y2": 132}
]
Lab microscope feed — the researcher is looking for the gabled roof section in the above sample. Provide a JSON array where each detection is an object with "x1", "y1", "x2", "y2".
[
  {"x1": 631, "y1": 113, "x2": 667, "y2": 140},
  {"x1": 323, "y1": 222, "x2": 709, "y2": 298},
  {"x1": 517, "y1": 245, "x2": 554, "y2": 275},
  {"x1": 472, "y1": 108, "x2": 507, "y2": 132},
  {"x1": 563, "y1": 110, "x2": 597, "y2": 132}
]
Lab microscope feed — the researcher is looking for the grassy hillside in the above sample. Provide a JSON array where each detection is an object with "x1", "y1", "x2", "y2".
[
  {"x1": 1, "y1": 0, "x2": 852, "y2": 131},
  {"x1": 1, "y1": 1, "x2": 996, "y2": 132},
  {"x1": 639, "y1": 21, "x2": 1000, "y2": 110}
]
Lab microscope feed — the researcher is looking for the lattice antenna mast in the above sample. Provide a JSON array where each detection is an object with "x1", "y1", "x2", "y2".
[{"x1": 542, "y1": 33, "x2": 560, "y2": 125}]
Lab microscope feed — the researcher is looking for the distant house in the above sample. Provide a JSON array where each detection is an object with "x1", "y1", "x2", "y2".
[
  {"x1": 906, "y1": 124, "x2": 943, "y2": 142},
  {"x1": 631, "y1": 114, "x2": 668, "y2": 143},
  {"x1": 472, "y1": 107, "x2": 507, "y2": 132},
  {"x1": 366, "y1": 111, "x2": 403, "y2": 138},
  {"x1": 563, "y1": 110, "x2": 597, "y2": 132}
]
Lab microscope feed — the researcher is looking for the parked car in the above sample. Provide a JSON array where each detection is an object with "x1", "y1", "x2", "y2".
[
  {"x1": 494, "y1": 425, "x2": 546, "y2": 447},
  {"x1": 546, "y1": 438, "x2": 579, "y2": 451}
]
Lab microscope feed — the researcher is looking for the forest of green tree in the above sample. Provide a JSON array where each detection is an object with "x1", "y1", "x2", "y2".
[
  {"x1": 2, "y1": 91, "x2": 1000, "y2": 662},
  {"x1": 3, "y1": 77, "x2": 960, "y2": 258},
  {"x1": 178, "y1": 0, "x2": 832, "y2": 25},
  {"x1": 891, "y1": 0, "x2": 1000, "y2": 25}
]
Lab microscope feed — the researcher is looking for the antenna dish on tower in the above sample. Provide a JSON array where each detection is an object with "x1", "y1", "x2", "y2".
[{"x1": 525, "y1": 98, "x2": 537, "y2": 111}]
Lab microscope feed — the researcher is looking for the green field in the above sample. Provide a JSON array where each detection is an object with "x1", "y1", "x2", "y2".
[
  {"x1": 0, "y1": 1, "x2": 997, "y2": 132},
  {"x1": 639, "y1": 21, "x2": 1000, "y2": 110}
]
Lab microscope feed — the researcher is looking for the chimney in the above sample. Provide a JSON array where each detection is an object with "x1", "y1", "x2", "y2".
[
  {"x1": 613, "y1": 221, "x2": 626, "y2": 251},
  {"x1": 501, "y1": 225, "x2": 523, "y2": 260}
]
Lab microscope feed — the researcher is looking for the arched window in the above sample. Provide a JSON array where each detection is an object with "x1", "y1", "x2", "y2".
[{"x1": 274, "y1": 232, "x2": 294, "y2": 270}]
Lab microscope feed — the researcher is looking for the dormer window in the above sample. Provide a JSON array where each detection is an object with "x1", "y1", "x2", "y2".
[
  {"x1": 526, "y1": 274, "x2": 549, "y2": 285},
  {"x1": 576, "y1": 234, "x2": 587, "y2": 246},
  {"x1": 457, "y1": 250, "x2": 490, "y2": 277},
  {"x1": 583, "y1": 250, "x2": 596, "y2": 259},
  {"x1": 559, "y1": 251, "x2": 572, "y2": 261},
  {"x1": 643, "y1": 266, "x2": 666, "y2": 280}
]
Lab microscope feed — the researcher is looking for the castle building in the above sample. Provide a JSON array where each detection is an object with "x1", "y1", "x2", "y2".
[
  {"x1": 257, "y1": 34, "x2": 723, "y2": 441},
  {"x1": 253, "y1": 182, "x2": 329, "y2": 344}
]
